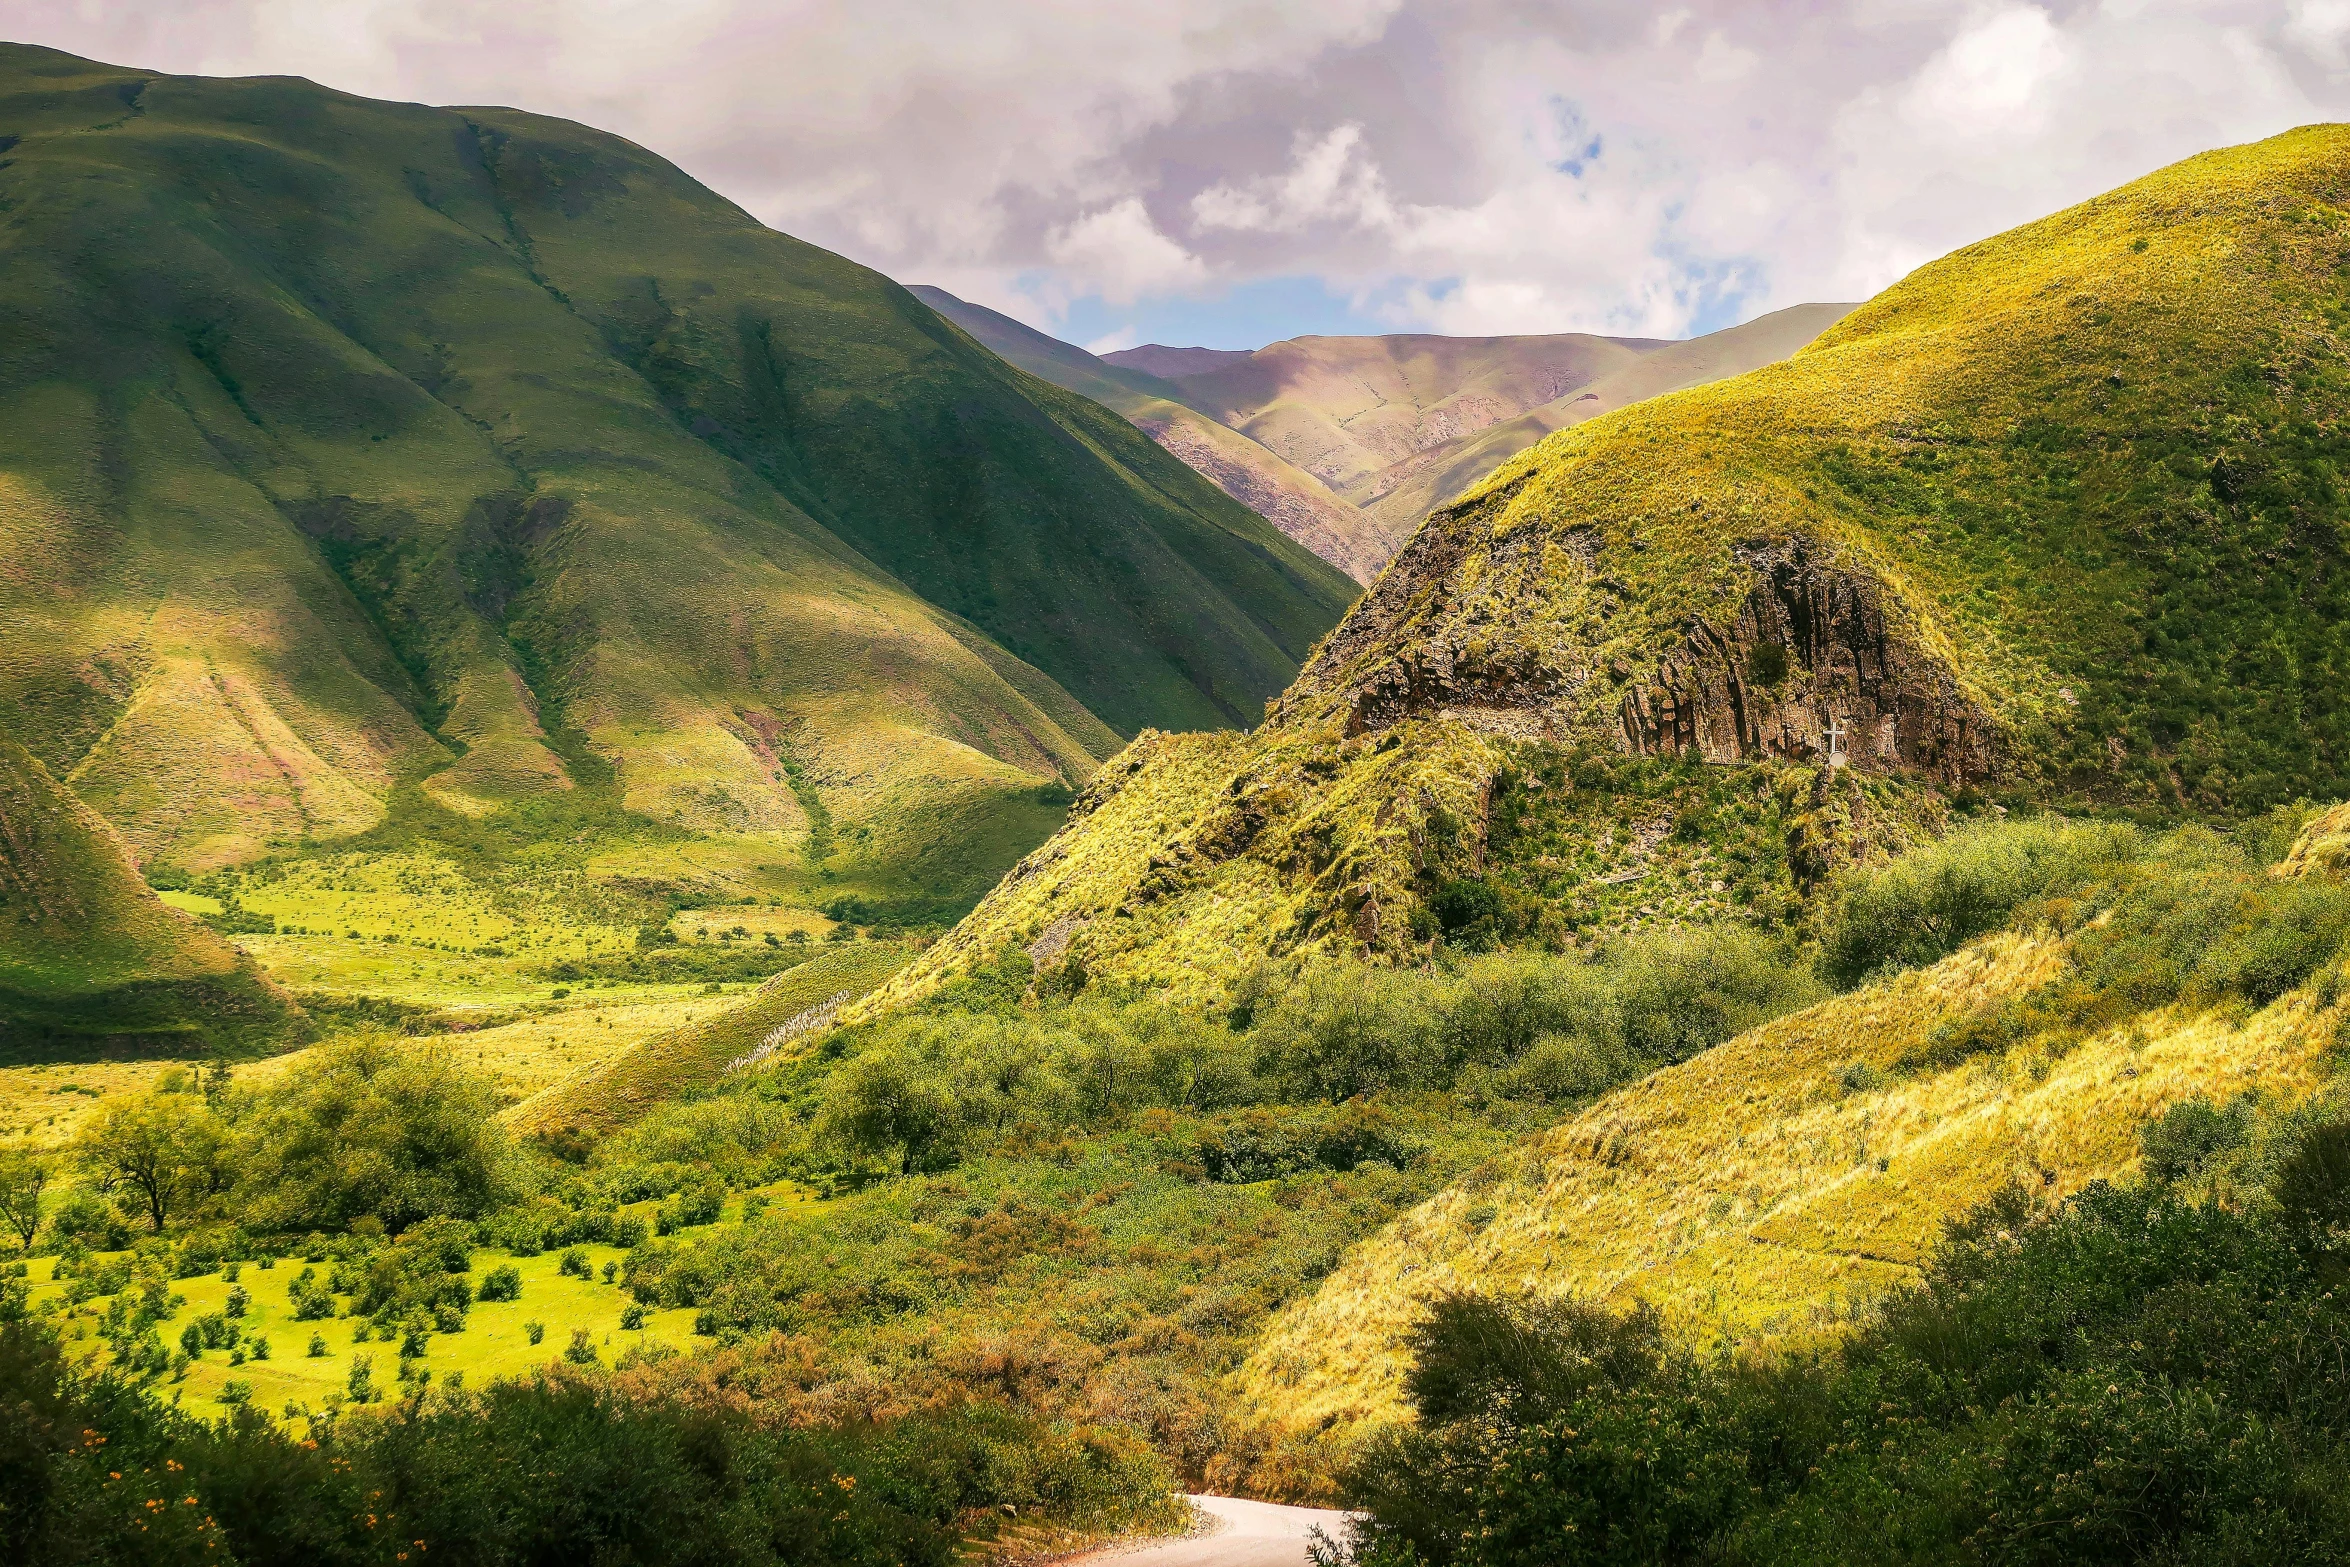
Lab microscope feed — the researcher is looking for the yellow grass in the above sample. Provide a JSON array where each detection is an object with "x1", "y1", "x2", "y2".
[
  {"x1": 671, "y1": 904, "x2": 836, "y2": 942},
  {"x1": 0, "y1": 994, "x2": 744, "y2": 1147},
  {"x1": 1236, "y1": 931, "x2": 2340, "y2": 1444}
]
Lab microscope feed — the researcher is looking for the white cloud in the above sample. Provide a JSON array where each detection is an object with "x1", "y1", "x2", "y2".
[
  {"x1": 1047, "y1": 199, "x2": 1205, "y2": 304},
  {"x1": 1900, "y1": 5, "x2": 2072, "y2": 135},
  {"x1": 11, "y1": 0, "x2": 2350, "y2": 344},
  {"x1": 1084, "y1": 325, "x2": 1142, "y2": 354}
]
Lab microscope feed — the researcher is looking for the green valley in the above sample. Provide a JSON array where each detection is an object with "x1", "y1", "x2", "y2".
[{"x1": 12, "y1": 37, "x2": 2350, "y2": 1567}]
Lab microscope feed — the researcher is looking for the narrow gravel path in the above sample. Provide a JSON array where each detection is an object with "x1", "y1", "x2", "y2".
[{"x1": 1069, "y1": 1495, "x2": 1353, "y2": 1567}]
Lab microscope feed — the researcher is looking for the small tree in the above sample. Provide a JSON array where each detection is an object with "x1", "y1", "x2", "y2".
[
  {"x1": 73, "y1": 1092, "x2": 222, "y2": 1232},
  {"x1": 820, "y1": 1050, "x2": 961, "y2": 1175},
  {"x1": 0, "y1": 1150, "x2": 48, "y2": 1248}
]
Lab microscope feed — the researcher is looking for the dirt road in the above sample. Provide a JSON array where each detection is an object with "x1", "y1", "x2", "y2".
[{"x1": 1070, "y1": 1495, "x2": 1354, "y2": 1567}]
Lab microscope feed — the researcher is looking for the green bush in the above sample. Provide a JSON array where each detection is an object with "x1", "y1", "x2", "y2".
[
  {"x1": 228, "y1": 1035, "x2": 518, "y2": 1233},
  {"x1": 17, "y1": 1320, "x2": 1170, "y2": 1566},
  {"x1": 478, "y1": 1264, "x2": 523, "y2": 1302},
  {"x1": 1818, "y1": 817, "x2": 2140, "y2": 986},
  {"x1": 2140, "y1": 1095, "x2": 2254, "y2": 1183}
]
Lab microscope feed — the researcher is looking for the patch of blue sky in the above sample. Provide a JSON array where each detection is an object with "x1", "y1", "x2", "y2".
[{"x1": 1046, "y1": 273, "x2": 1396, "y2": 352}]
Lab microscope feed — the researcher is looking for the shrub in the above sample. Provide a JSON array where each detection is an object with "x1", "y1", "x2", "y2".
[
  {"x1": 1251, "y1": 963, "x2": 1443, "y2": 1103},
  {"x1": 620, "y1": 1303, "x2": 645, "y2": 1330},
  {"x1": 307, "y1": 1333, "x2": 327, "y2": 1358},
  {"x1": 524, "y1": 1320, "x2": 545, "y2": 1346},
  {"x1": 563, "y1": 1328, "x2": 599, "y2": 1365},
  {"x1": 1818, "y1": 817, "x2": 2139, "y2": 986},
  {"x1": 477, "y1": 1264, "x2": 522, "y2": 1302},
  {"x1": 1334, "y1": 1120, "x2": 2350, "y2": 1567},
  {"x1": 2141, "y1": 1095, "x2": 2254, "y2": 1183},
  {"x1": 227, "y1": 1035, "x2": 517, "y2": 1233},
  {"x1": 0, "y1": 1318, "x2": 1171, "y2": 1566},
  {"x1": 558, "y1": 1248, "x2": 591, "y2": 1279}
]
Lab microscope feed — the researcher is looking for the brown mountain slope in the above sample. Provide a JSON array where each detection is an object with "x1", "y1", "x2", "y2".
[
  {"x1": 1106, "y1": 332, "x2": 1658, "y2": 499},
  {"x1": 920, "y1": 293, "x2": 1846, "y2": 586},
  {"x1": 1353, "y1": 302, "x2": 1857, "y2": 544},
  {"x1": 909, "y1": 287, "x2": 1395, "y2": 581}
]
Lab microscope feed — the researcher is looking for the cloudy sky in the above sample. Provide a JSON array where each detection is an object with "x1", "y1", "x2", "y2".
[{"x1": 15, "y1": 2, "x2": 2350, "y2": 348}]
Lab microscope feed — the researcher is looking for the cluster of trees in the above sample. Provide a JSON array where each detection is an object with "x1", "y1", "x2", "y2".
[
  {"x1": 0, "y1": 1036, "x2": 514, "y2": 1250},
  {"x1": 806, "y1": 927, "x2": 1823, "y2": 1181},
  {"x1": 0, "y1": 1320, "x2": 1173, "y2": 1567}
]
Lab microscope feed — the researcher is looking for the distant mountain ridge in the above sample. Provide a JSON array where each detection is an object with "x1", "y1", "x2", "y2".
[{"x1": 916, "y1": 289, "x2": 1851, "y2": 581}]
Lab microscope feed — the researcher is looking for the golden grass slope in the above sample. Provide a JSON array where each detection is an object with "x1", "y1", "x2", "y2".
[{"x1": 1236, "y1": 929, "x2": 2341, "y2": 1444}]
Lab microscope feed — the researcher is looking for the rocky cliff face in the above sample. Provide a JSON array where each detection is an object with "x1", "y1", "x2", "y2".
[
  {"x1": 1618, "y1": 542, "x2": 1994, "y2": 784},
  {"x1": 1288, "y1": 493, "x2": 1994, "y2": 787}
]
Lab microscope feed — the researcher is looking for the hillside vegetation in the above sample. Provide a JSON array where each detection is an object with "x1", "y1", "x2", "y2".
[
  {"x1": 885, "y1": 125, "x2": 2350, "y2": 1006},
  {"x1": 1242, "y1": 813, "x2": 2348, "y2": 1447},
  {"x1": 0, "y1": 727, "x2": 300, "y2": 1052},
  {"x1": 0, "y1": 43, "x2": 1352, "y2": 908}
]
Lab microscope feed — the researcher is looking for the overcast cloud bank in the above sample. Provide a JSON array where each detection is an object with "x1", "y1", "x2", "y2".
[{"x1": 14, "y1": 1, "x2": 2350, "y2": 345}]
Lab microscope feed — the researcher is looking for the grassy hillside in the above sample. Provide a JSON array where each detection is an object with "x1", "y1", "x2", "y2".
[
  {"x1": 1241, "y1": 926, "x2": 2337, "y2": 1444},
  {"x1": 0, "y1": 726, "x2": 300, "y2": 1052},
  {"x1": 505, "y1": 940, "x2": 913, "y2": 1140},
  {"x1": 877, "y1": 124, "x2": 2350, "y2": 1009},
  {"x1": 0, "y1": 43, "x2": 1352, "y2": 912},
  {"x1": 910, "y1": 287, "x2": 1395, "y2": 582}
]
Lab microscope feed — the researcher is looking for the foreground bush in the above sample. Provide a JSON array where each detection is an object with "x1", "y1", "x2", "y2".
[
  {"x1": 0, "y1": 1320, "x2": 1171, "y2": 1567},
  {"x1": 1334, "y1": 1113, "x2": 2350, "y2": 1566}
]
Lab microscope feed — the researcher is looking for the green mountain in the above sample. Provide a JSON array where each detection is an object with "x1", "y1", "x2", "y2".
[
  {"x1": 0, "y1": 724, "x2": 300, "y2": 1052},
  {"x1": 0, "y1": 43, "x2": 1354, "y2": 907},
  {"x1": 877, "y1": 123, "x2": 2350, "y2": 1005}
]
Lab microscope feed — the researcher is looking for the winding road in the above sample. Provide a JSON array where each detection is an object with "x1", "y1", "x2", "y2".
[{"x1": 1071, "y1": 1495, "x2": 1354, "y2": 1567}]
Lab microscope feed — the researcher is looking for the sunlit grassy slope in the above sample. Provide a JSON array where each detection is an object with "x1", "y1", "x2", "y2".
[
  {"x1": 0, "y1": 726, "x2": 300, "y2": 1051},
  {"x1": 880, "y1": 125, "x2": 2350, "y2": 1007},
  {"x1": 506, "y1": 942, "x2": 912, "y2": 1139},
  {"x1": 24, "y1": 1230, "x2": 745, "y2": 1422},
  {"x1": 0, "y1": 43, "x2": 1352, "y2": 903},
  {"x1": 1234, "y1": 928, "x2": 2340, "y2": 1444}
]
